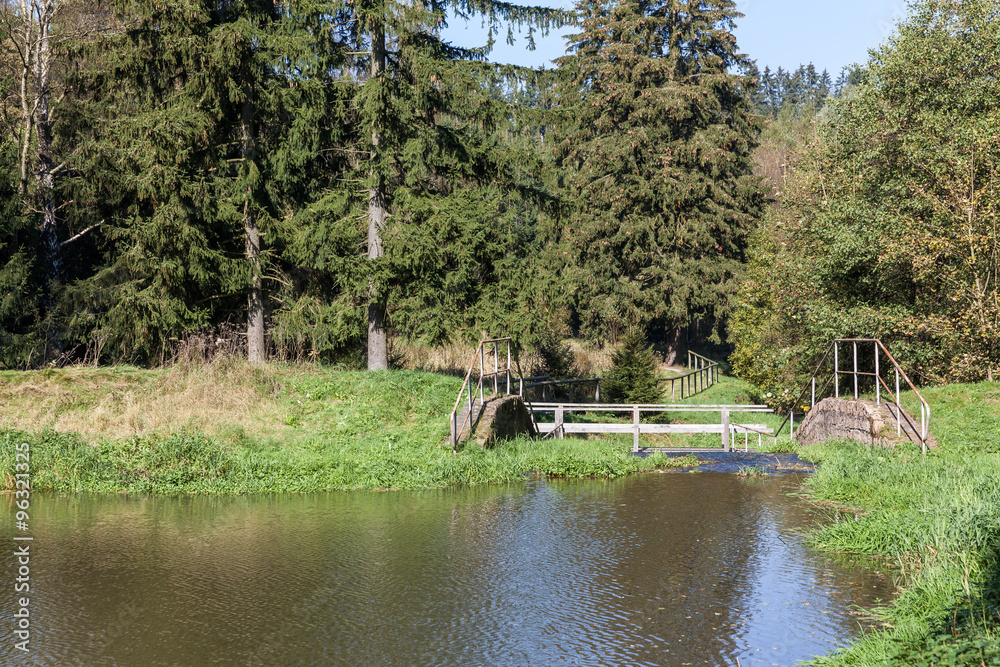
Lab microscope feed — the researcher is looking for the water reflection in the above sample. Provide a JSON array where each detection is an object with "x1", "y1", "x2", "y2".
[{"x1": 1, "y1": 475, "x2": 891, "y2": 666}]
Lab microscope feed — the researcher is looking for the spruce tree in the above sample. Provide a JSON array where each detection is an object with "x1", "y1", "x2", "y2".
[
  {"x1": 61, "y1": 0, "x2": 346, "y2": 363},
  {"x1": 554, "y1": 0, "x2": 764, "y2": 359},
  {"x1": 603, "y1": 326, "x2": 660, "y2": 404},
  {"x1": 331, "y1": 0, "x2": 567, "y2": 369},
  {"x1": 0, "y1": 134, "x2": 40, "y2": 367}
]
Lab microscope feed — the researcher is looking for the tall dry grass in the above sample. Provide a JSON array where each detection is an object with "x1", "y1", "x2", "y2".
[
  {"x1": 392, "y1": 337, "x2": 628, "y2": 380},
  {"x1": 0, "y1": 359, "x2": 294, "y2": 440}
]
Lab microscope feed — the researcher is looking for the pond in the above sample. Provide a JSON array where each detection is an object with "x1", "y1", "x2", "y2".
[{"x1": 2, "y1": 473, "x2": 893, "y2": 666}]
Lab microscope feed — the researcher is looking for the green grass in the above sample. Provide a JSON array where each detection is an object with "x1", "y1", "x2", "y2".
[
  {"x1": 798, "y1": 382, "x2": 1000, "y2": 665},
  {"x1": 0, "y1": 363, "x2": 694, "y2": 495},
  {"x1": 649, "y1": 373, "x2": 796, "y2": 450}
]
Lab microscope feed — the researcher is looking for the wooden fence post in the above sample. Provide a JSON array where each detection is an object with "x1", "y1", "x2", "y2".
[
  {"x1": 722, "y1": 408, "x2": 730, "y2": 452},
  {"x1": 633, "y1": 406, "x2": 640, "y2": 452}
]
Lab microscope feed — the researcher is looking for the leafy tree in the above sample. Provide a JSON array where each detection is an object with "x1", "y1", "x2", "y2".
[
  {"x1": 553, "y1": 0, "x2": 765, "y2": 359},
  {"x1": 731, "y1": 0, "x2": 1000, "y2": 395}
]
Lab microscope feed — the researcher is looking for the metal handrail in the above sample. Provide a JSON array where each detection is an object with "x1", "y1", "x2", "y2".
[
  {"x1": 528, "y1": 402, "x2": 773, "y2": 452},
  {"x1": 775, "y1": 338, "x2": 931, "y2": 453},
  {"x1": 449, "y1": 337, "x2": 513, "y2": 452}
]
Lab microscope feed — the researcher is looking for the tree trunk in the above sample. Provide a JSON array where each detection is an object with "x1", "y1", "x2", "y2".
[
  {"x1": 242, "y1": 86, "x2": 265, "y2": 364},
  {"x1": 33, "y1": 12, "x2": 61, "y2": 360},
  {"x1": 662, "y1": 325, "x2": 683, "y2": 366},
  {"x1": 367, "y1": 22, "x2": 388, "y2": 371}
]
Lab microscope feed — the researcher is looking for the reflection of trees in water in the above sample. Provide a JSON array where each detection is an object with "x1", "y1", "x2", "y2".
[
  {"x1": 11, "y1": 478, "x2": 891, "y2": 666},
  {"x1": 603, "y1": 474, "x2": 767, "y2": 665}
]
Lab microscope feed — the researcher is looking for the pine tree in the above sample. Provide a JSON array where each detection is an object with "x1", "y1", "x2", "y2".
[{"x1": 554, "y1": 0, "x2": 764, "y2": 359}]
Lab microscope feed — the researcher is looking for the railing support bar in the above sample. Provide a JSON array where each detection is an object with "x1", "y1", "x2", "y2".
[
  {"x1": 633, "y1": 406, "x2": 641, "y2": 452},
  {"x1": 853, "y1": 341, "x2": 859, "y2": 399},
  {"x1": 834, "y1": 341, "x2": 840, "y2": 398},
  {"x1": 896, "y1": 368, "x2": 908, "y2": 436},
  {"x1": 875, "y1": 342, "x2": 881, "y2": 404},
  {"x1": 722, "y1": 408, "x2": 730, "y2": 451}
]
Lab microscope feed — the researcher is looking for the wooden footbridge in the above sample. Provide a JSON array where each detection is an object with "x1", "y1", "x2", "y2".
[
  {"x1": 448, "y1": 337, "x2": 774, "y2": 452},
  {"x1": 448, "y1": 336, "x2": 930, "y2": 453},
  {"x1": 530, "y1": 403, "x2": 774, "y2": 453}
]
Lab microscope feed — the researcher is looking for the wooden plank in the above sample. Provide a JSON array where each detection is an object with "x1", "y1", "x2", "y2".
[
  {"x1": 536, "y1": 423, "x2": 774, "y2": 435},
  {"x1": 529, "y1": 403, "x2": 771, "y2": 411}
]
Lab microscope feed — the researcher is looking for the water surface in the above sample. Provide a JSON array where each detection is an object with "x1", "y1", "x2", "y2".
[{"x1": 2, "y1": 474, "x2": 892, "y2": 666}]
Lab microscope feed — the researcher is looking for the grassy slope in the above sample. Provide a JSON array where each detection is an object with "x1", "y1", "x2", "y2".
[
  {"x1": 0, "y1": 362, "x2": 690, "y2": 494},
  {"x1": 800, "y1": 382, "x2": 1000, "y2": 665}
]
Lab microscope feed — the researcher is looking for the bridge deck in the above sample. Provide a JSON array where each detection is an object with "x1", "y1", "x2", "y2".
[{"x1": 527, "y1": 403, "x2": 775, "y2": 452}]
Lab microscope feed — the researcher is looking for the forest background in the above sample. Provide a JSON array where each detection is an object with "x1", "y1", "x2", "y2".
[{"x1": 2, "y1": 0, "x2": 998, "y2": 404}]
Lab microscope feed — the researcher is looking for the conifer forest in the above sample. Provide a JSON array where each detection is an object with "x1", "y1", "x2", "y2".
[{"x1": 2, "y1": 0, "x2": 998, "y2": 392}]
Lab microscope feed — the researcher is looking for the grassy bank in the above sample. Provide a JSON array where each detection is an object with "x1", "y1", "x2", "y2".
[
  {"x1": 800, "y1": 382, "x2": 1000, "y2": 665},
  {"x1": 0, "y1": 362, "x2": 691, "y2": 494}
]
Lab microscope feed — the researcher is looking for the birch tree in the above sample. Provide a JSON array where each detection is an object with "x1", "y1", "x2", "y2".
[{"x1": 0, "y1": 0, "x2": 113, "y2": 358}]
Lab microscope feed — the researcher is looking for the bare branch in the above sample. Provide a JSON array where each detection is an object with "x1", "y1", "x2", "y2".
[{"x1": 59, "y1": 221, "x2": 105, "y2": 247}]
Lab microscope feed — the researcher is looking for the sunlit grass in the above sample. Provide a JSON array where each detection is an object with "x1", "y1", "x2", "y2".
[
  {"x1": 0, "y1": 362, "x2": 696, "y2": 494},
  {"x1": 800, "y1": 382, "x2": 1000, "y2": 665}
]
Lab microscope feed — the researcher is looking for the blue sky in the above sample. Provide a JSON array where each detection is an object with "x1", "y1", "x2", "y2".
[{"x1": 446, "y1": 0, "x2": 912, "y2": 75}]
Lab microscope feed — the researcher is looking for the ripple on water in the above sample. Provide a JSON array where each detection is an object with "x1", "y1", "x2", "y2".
[{"x1": 0, "y1": 475, "x2": 892, "y2": 666}]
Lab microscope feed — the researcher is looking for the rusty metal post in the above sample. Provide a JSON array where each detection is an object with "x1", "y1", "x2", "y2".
[
  {"x1": 853, "y1": 341, "x2": 859, "y2": 399},
  {"x1": 834, "y1": 341, "x2": 840, "y2": 398}
]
